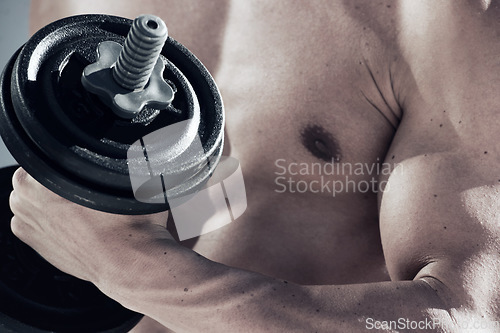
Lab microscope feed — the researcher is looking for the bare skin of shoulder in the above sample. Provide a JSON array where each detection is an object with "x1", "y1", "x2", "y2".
[{"x1": 15, "y1": 0, "x2": 500, "y2": 332}]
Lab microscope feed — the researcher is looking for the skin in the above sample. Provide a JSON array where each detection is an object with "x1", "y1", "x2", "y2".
[{"x1": 9, "y1": 0, "x2": 500, "y2": 332}]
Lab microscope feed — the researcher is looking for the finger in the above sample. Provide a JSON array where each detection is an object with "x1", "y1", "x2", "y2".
[
  {"x1": 10, "y1": 215, "x2": 36, "y2": 244},
  {"x1": 12, "y1": 168, "x2": 61, "y2": 207},
  {"x1": 11, "y1": 167, "x2": 29, "y2": 191},
  {"x1": 9, "y1": 189, "x2": 24, "y2": 217},
  {"x1": 9, "y1": 189, "x2": 17, "y2": 211}
]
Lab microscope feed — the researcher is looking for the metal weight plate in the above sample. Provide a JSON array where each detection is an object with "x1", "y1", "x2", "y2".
[
  {"x1": 0, "y1": 14, "x2": 224, "y2": 214},
  {"x1": 0, "y1": 165, "x2": 143, "y2": 332}
]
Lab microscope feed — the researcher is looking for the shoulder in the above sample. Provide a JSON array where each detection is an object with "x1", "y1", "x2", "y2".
[
  {"x1": 396, "y1": 0, "x2": 500, "y2": 114},
  {"x1": 380, "y1": 0, "x2": 500, "y2": 188}
]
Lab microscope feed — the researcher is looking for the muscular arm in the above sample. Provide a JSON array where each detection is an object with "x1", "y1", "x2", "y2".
[
  {"x1": 18, "y1": 0, "x2": 500, "y2": 332},
  {"x1": 95, "y1": 242, "x2": 449, "y2": 333}
]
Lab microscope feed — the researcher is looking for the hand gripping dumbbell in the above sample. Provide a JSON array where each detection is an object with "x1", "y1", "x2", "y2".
[{"x1": 0, "y1": 14, "x2": 224, "y2": 332}]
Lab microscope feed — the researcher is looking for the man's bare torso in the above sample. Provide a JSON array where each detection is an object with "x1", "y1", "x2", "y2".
[
  {"x1": 190, "y1": 1, "x2": 400, "y2": 285},
  {"x1": 26, "y1": 0, "x2": 500, "y2": 331},
  {"x1": 31, "y1": 0, "x2": 404, "y2": 286}
]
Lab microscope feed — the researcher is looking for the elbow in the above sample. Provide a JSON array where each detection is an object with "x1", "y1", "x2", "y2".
[{"x1": 417, "y1": 271, "x2": 500, "y2": 332}]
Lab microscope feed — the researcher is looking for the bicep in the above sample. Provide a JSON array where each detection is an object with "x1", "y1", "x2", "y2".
[
  {"x1": 382, "y1": 0, "x2": 500, "y2": 289},
  {"x1": 379, "y1": 84, "x2": 500, "y2": 319}
]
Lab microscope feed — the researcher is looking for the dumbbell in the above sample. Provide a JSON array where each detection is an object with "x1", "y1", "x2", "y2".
[{"x1": 0, "y1": 14, "x2": 224, "y2": 332}]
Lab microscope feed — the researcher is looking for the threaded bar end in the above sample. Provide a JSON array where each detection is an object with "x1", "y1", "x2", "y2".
[{"x1": 113, "y1": 15, "x2": 168, "y2": 91}]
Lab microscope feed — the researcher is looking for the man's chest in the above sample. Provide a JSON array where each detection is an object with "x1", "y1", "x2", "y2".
[
  {"x1": 212, "y1": 3, "x2": 397, "y2": 189},
  {"x1": 174, "y1": 1, "x2": 401, "y2": 283}
]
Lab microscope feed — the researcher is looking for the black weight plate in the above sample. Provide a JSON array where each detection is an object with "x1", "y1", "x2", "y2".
[
  {"x1": 0, "y1": 14, "x2": 224, "y2": 214},
  {"x1": 0, "y1": 165, "x2": 143, "y2": 332}
]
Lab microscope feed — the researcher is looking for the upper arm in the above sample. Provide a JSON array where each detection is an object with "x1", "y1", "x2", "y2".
[{"x1": 379, "y1": 0, "x2": 500, "y2": 320}]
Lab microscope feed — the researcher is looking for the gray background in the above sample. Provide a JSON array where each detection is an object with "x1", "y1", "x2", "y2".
[{"x1": 0, "y1": 0, "x2": 31, "y2": 167}]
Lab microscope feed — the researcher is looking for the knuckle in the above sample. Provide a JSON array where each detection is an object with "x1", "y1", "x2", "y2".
[
  {"x1": 9, "y1": 190, "x2": 19, "y2": 212},
  {"x1": 10, "y1": 216, "x2": 27, "y2": 240},
  {"x1": 12, "y1": 167, "x2": 28, "y2": 190}
]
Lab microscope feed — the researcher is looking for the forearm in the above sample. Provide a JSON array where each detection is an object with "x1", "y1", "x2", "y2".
[{"x1": 96, "y1": 240, "x2": 455, "y2": 333}]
